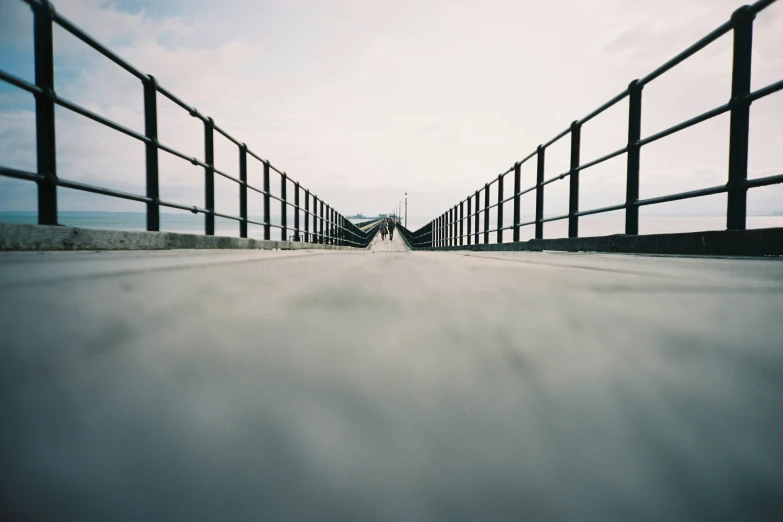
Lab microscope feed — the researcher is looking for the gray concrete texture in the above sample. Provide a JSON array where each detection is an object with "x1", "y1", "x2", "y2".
[
  {"x1": 1, "y1": 248, "x2": 783, "y2": 521},
  {"x1": 0, "y1": 223, "x2": 359, "y2": 251}
]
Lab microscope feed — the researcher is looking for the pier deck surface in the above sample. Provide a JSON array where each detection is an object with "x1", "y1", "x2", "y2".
[{"x1": 1, "y1": 248, "x2": 782, "y2": 521}]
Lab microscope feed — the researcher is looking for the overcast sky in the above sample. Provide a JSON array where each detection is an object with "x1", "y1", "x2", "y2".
[{"x1": 0, "y1": 0, "x2": 781, "y2": 228}]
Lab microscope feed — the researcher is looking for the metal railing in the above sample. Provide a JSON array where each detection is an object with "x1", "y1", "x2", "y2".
[
  {"x1": 409, "y1": 0, "x2": 783, "y2": 249},
  {"x1": 0, "y1": 0, "x2": 374, "y2": 248}
]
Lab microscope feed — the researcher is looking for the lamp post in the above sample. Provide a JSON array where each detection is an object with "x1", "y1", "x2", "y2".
[{"x1": 405, "y1": 193, "x2": 407, "y2": 228}]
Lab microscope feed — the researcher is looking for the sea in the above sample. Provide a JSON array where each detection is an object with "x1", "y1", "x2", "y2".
[{"x1": 2, "y1": 212, "x2": 782, "y2": 242}]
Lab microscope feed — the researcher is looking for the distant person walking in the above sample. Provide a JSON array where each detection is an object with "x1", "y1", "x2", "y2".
[
  {"x1": 388, "y1": 218, "x2": 396, "y2": 240},
  {"x1": 380, "y1": 218, "x2": 388, "y2": 240}
]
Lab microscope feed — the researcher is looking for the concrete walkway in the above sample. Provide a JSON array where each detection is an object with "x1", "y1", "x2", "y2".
[
  {"x1": 368, "y1": 226, "x2": 410, "y2": 252},
  {"x1": 1, "y1": 249, "x2": 782, "y2": 521}
]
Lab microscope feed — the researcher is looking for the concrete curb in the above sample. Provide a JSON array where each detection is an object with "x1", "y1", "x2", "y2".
[
  {"x1": 419, "y1": 227, "x2": 783, "y2": 257},
  {"x1": 0, "y1": 224, "x2": 359, "y2": 252}
]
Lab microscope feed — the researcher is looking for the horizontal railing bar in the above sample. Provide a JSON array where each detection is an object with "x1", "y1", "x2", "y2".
[
  {"x1": 574, "y1": 202, "x2": 626, "y2": 217},
  {"x1": 157, "y1": 142, "x2": 205, "y2": 167},
  {"x1": 501, "y1": 165, "x2": 514, "y2": 177},
  {"x1": 246, "y1": 149, "x2": 268, "y2": 165},
  {"x1": 747, "y1": 78, "x2": 783, "y2": 103},
  {"x1": 156, "y1": 85, "x2": 197, "y2": 115},
  {"x1": 542, "y1": 171, "x2": 570, "y2": 187},
  {"x1": 575, "y1": 145, "x2": 628, "y2": 173},
  {"x1": 56, "y1": 95, "x2": 150, "y2": 143},
  {"x1": 53, "y1": 10, "x2": 146, "y2": 81},
  {"x1": 247, "y1": 184, "x2": 267, "y2": 196},
  {"x1": 57, "y1": 180, "x2": 212, "y2": 217},
  {"x1": 519, "y1": 184, "x2": 538, "y2": 197},
  {"x1": 750, "y1": 0, "x2": 777, "y2": 13},
  {"x1": 0, "y1": 69, "x2": 43, "y2": 95},
  {"x1": 213, "y1": 167, "x2": 242, "y2": 185},
  {"x1": 213, "y1": 123, "x2": 242, "y2": 147},
  {"x1": 0, "y1": 166, "x2": 44, "y2": 183},
  {"x1": 579, "y1": 89, "x2": 629, "y2": 125},
  {"x1": 543, "y1": 127, "x2": 570, "y2": 149},
  {"x1": 269, "y1": 163, "x2": 285, "y2": 176},
  {"x1": 638, "y1": 102, "x2": 730, "y2": 147},
  {"x1": 58, "y1": 177, "x2": 152, "y2": 204},
  {"x1": 540, "y1": 213, "x2": 569, "y2": 224},
  {"x1": 516, "y1": 149, "x2": 538, "y2": 168},
  {"x1": 214, "y1": 211, "x2": 242, "y2": 222},
  {"x1": 746, "y1": 173, "x2": 783, "y2": 188},
  {"x1": 634, "y1": 184, "x2": 727, "y2": 207},
  {"x1": 159, "y1": 200, "x2": 207, "y2": 214},
  {"x1": 640, "y1": 21, "x2": 732, "y2": 87}
]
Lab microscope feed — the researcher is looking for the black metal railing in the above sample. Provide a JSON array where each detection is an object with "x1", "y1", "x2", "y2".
[
  {"x1": 0, "y1": 0, "x2": 374, "y2": 248},
  {"x1": 409, "y1": 0, "x2": 782, "y2": 249}
]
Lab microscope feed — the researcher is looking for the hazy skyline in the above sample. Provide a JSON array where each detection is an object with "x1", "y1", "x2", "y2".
[{"x1": 1, "y1": 0, "x2": 781, "y2": 226}]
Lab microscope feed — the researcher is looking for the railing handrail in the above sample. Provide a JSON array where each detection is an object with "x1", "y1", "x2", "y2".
[
  {"x1": 413, "y1": 0, "x2": 782, "y2": 249},
  {"x1": 1, "y1": 0, "x2": 374, "y2": 247}
]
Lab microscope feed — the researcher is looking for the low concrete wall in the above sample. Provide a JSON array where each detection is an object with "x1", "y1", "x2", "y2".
[
  {"x1": 421, "y1": 227, "x2": 783, "y2": 257},
  {"x1": 0, "y1": 223, "x2": 360, "y2": 252}
]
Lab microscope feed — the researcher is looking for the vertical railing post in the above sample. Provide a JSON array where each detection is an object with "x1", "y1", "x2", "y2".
[
  {"x1": 513, "y1": 162, "x2": 521, "y2": 242},
  {"x1": 467, "y1": 196, "x2": 472, "y2": 246},
  {"x1": 294, "y1": 181, "x2": 300, "y2": 241},
  {"x1": 459, "y1": 202, "x2": 464, "y2": 246},
  {"x1": 445, "y1": 209, "x2": 449, "y2": 247},
  {"x1": 474, "y1": 191, "x2": 480, "y2": 244},
  {"x1": 143, "y1": 75, "x2": 159, "y2": 231},
  {"x1": 727, "y1": 5, "x2": 754, "y2": 230},
  {"x1": 568, "y1": 121, "x2": 582, "y2": 238},
  {"x1": 535, "y1": 145, "x2": 545, "y2": 240},
  {"x1": 304, "y1": 189, "x2": 310, "y2": 242},
  {"x1": 204, "y1": 117, "x2": 215, "y2": 235},
  {"x1": 497, "y1": 174, "x2": 504, "y2": 244},
  {"x1": 33, "y1": 0, "x2": 58, "y2": 226},
  {"x1": 438, "y1": 213, "x2": 446, "y2": 247},
  {"x1": 453, "y1": 206, "x2": 457, "y2": 246},
  {"x1": 449, "y1": 206, "x2": 457, "y2": 246},
  {"x1": 281, "y1": 172, "x2": 287, "y2": 241},
  {"x1": 483, "y1": 184, "x2": 490, "y2": 244},
  {"x1": 625, "y1": 80, "x2": 642, "y2": 235},
  {"x1": 324, "y1": 205, "x2": 329, "y2": 244},
  {"x1": 326, "y1": 205, "x2": 331, "y2": 244},
  {"x1": 320, "y1": 200, "x2": 324, "y2": 243},
  {"x1": 239, "y1": 143, "x2": 248, "y2": 238},
  {"x1": 263, "y1": 161, "x2": 271, "y2": 240},
  {"x1": 312, "y1": 196, "x2": 318, "y2": 242}
]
